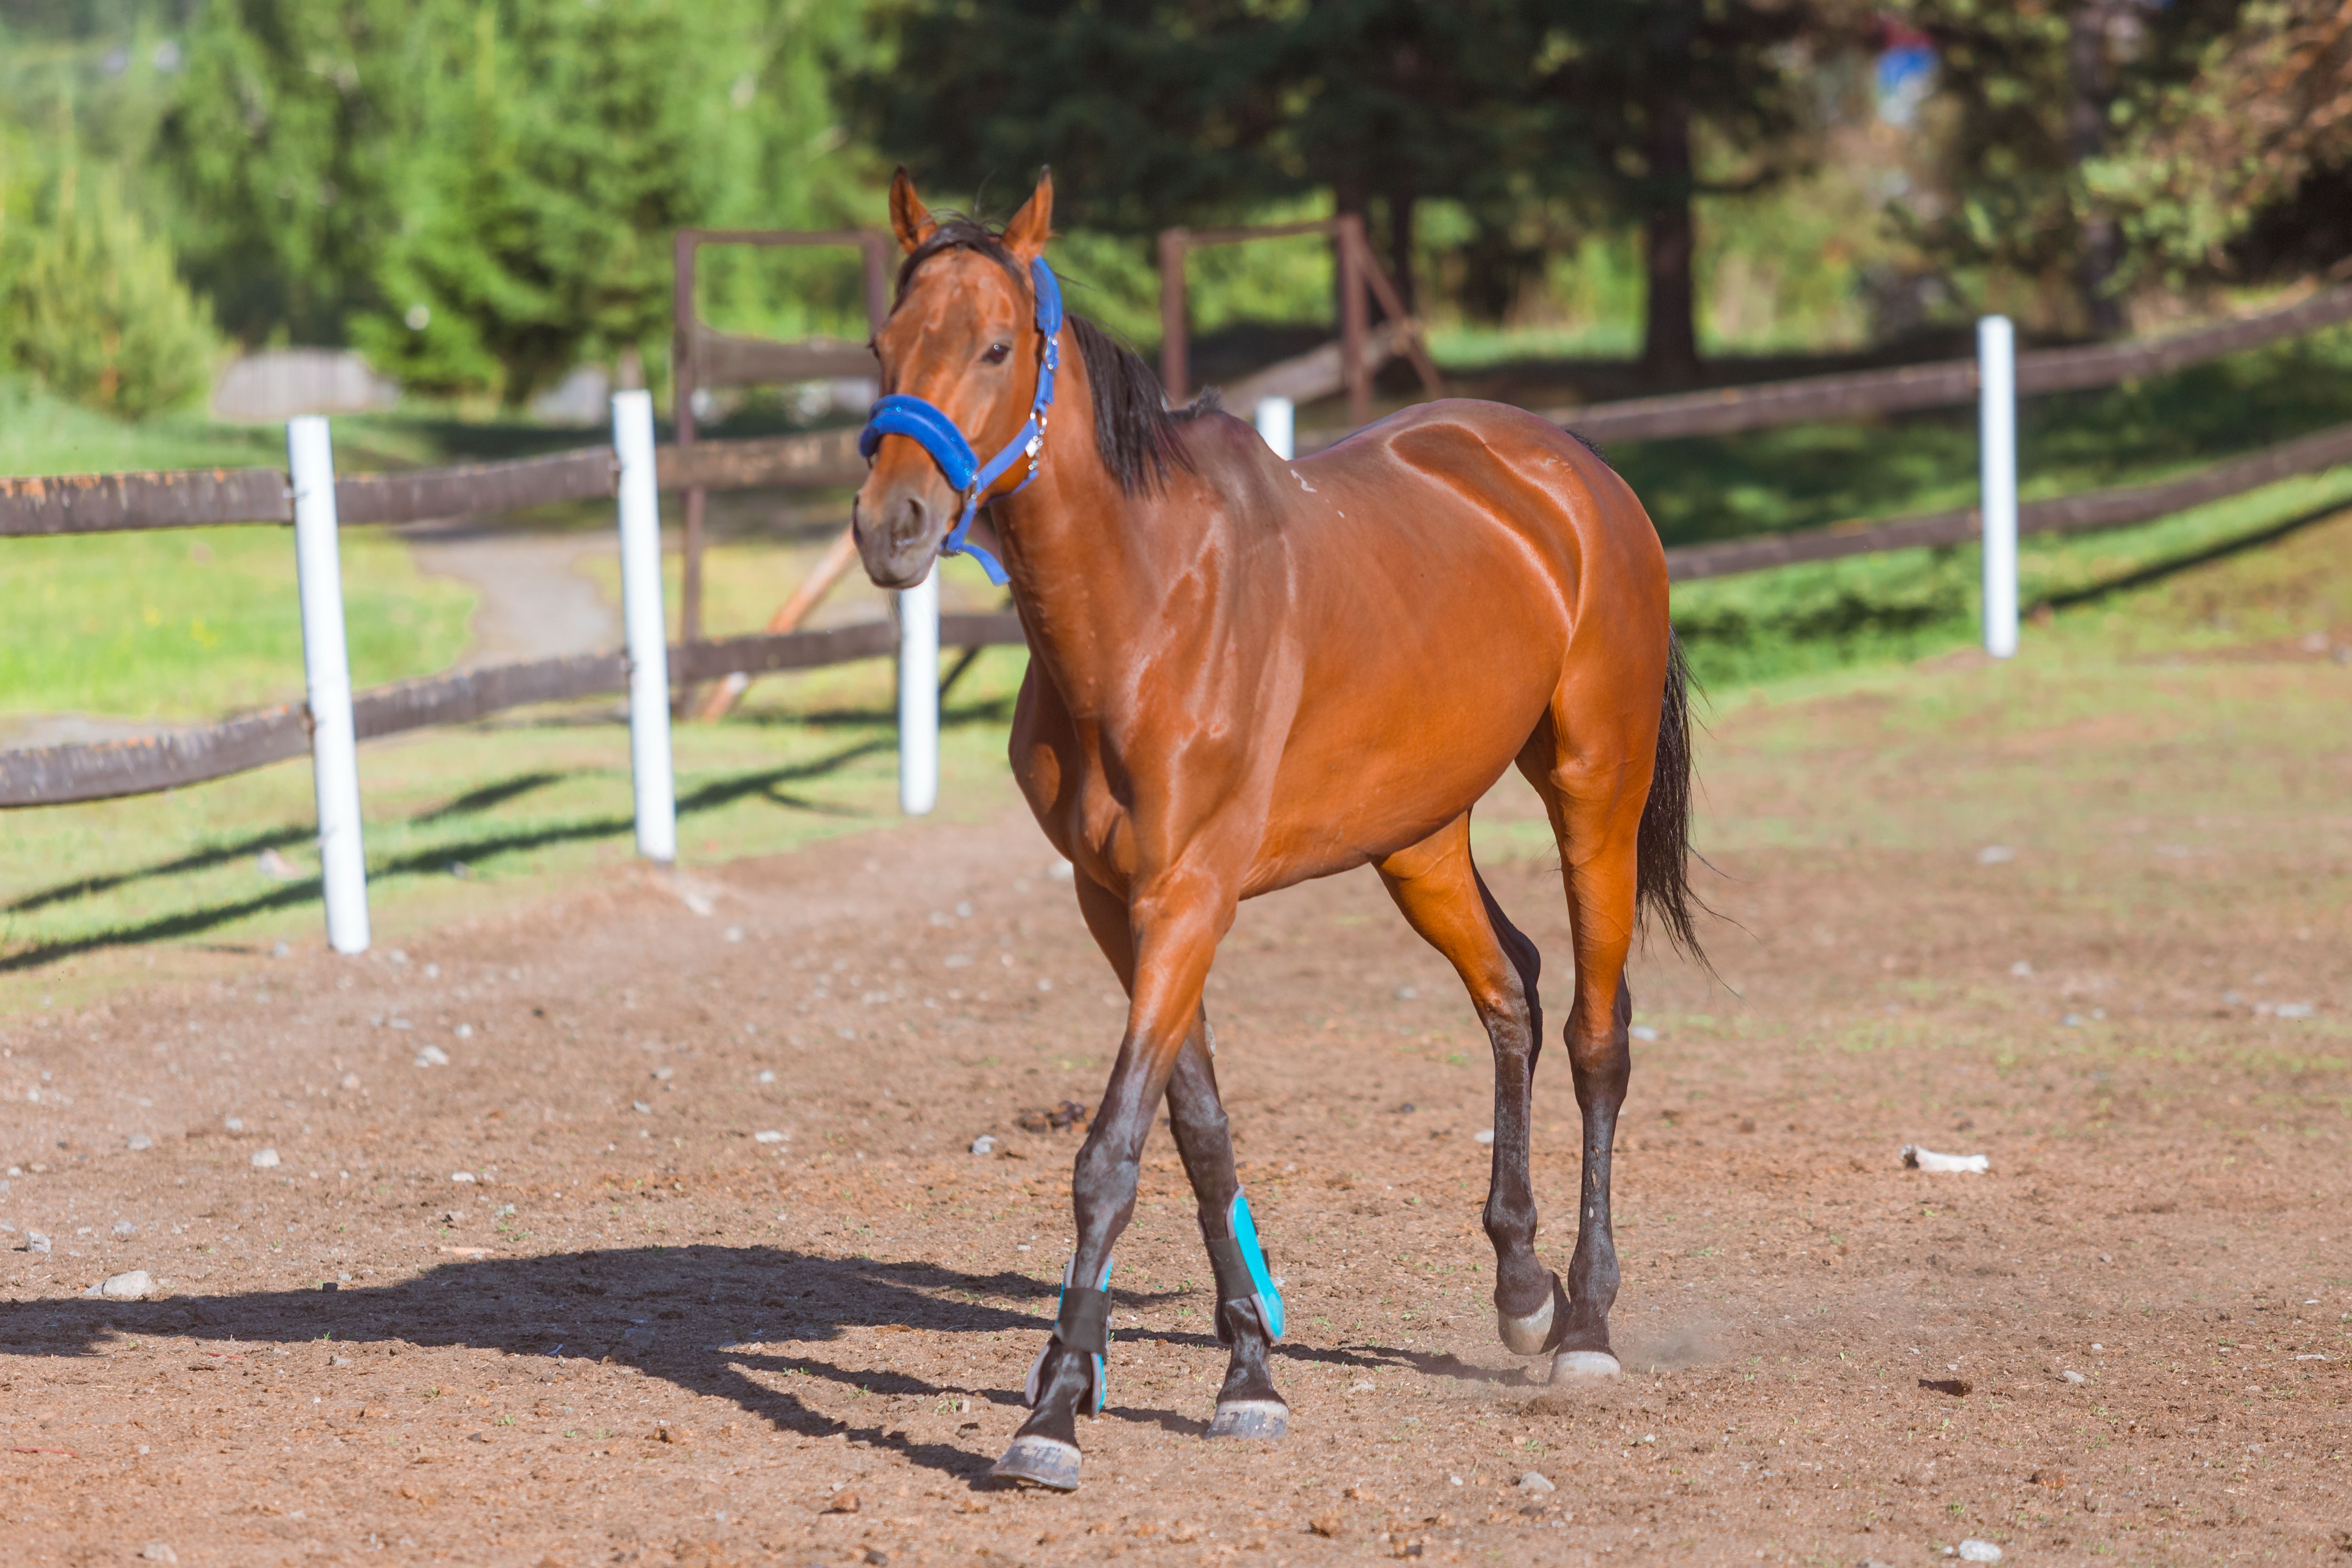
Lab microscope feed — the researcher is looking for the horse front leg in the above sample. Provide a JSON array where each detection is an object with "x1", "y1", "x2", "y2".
[
  {"x1": 993, "y1": 878, "x2": 1231, "y2": 1491},
  {"x1": 1165, "y1": 1015, "x2": 1287, "y2": 1438}
]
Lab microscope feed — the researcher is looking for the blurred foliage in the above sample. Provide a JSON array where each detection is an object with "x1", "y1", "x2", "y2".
[
  {"x1": 850, "y1": 0, "x2": 1844, "y2": 372},
  {"x1": 1893, "y1": 0, "x2": 2352, "y2": 331},
  {"x1": 0, "y1": 0, "x2": 2346, "y2": 415},
  {"x1": 2091, "y1": 0, "x2": 2352, "y2": 285},
  {"x1": 0, "y1": 135, "x2": 217, "y2": 417},
  {"x1": 159, "y1": 0, "x2": 876, "y2": 403}
]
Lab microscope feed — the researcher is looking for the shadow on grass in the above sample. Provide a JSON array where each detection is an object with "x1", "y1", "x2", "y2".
[
  {"x1": 0, "y1": 739, "x2": 892, "y2": 973},
  {"x1": 2038, "y1": 499, "x2": 2352, "y2": 612},
  {"x1": 1, "y1": 822, "x2": 317, "y2": 917}
]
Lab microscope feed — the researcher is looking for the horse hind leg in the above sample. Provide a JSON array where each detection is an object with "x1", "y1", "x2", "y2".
[
  {"x1": 1517, "y1": 726, "x2": 1646, "y2": 1383},
  {"x1": 1165, "y1": 1013, "x2": 1288, "y2": 1439},
  {"x1": 1375, "y1": 816, "x2": 1570, "y2": 1362}
]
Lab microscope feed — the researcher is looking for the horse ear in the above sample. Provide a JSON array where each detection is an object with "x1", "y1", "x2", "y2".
[
  {"x1": 890, "y1": 166, "x2": 937, "y2": 255},
  {"x1": 1002, "y1": 168, "x2": 1054, "y2": 261}
]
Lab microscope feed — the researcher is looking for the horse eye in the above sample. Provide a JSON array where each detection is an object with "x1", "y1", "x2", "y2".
[{"x1": 982, "y1": 342, "x2": 1012, "y2": 365}]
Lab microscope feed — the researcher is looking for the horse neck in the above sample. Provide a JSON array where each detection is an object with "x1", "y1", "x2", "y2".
[{"x1": 990, "y1": 351, "x2": 1167, "y2": 708}]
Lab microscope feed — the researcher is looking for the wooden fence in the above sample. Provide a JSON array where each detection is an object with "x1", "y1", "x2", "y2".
[
  {"x1": 0, "y1": 613, "x2": 1025, "y2": 809},
  {"x1": 6, "y1": 277, "x2": 2351, "y2": 813}
]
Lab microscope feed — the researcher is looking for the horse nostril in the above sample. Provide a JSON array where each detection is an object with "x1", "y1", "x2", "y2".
[{"x1": 892, "y1": 495, "x2": 929, "y2": 549}]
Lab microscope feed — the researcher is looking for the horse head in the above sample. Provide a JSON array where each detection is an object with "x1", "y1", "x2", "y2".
[{"x1": 854, "y1": 167, "x2": 1058, "y2": 590}]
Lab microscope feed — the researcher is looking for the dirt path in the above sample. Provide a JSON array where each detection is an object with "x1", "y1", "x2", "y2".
[
  {"x1": 3, "y1": 698, "x2": 2347, "y2": 1568},
  {"x1": 401, "y1": 524, "x2": 618, "y2": 665}
]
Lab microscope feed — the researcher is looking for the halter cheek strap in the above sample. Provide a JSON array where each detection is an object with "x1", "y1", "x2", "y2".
[{"x1": 857, "y1": 255, "x2": 1065, "y2": 588}]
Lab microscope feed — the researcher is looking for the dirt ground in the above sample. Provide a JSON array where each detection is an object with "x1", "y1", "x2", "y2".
[{"x1": 4, "y1": 640, "x2": 2350, "y2": 1566}]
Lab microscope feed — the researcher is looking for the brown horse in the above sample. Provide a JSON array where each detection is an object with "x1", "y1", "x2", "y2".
[{"x1": 854, "y1": 169, "x2": 1700, "y2": 1492}]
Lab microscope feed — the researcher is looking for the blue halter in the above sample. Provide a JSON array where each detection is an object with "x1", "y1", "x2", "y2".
[{"x1": 857, "y1": 254, "x2": 1064, "y2": 587}]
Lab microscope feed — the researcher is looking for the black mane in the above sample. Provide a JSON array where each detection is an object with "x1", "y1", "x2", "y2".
[{"x1": 895, "y1": 216, "x2": 1213, "y2": 496}]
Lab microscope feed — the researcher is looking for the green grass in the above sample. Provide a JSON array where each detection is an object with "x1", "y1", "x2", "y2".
[
  {"x1": 0, "y1": 648, "x2": 1033, "y2": 988},
  {"x1": 0, "y1": 524, "x2": 478, "y2": 721},
  {"x1": 1669, "y1": 466, "x2": 2352, "y2": 690}
]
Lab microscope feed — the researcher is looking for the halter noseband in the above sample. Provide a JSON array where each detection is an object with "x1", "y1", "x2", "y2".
[{"x1": 857, "y1": 254, "x2": 1063, "y2": 587}]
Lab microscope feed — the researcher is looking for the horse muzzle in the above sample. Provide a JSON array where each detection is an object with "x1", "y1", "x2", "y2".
[{"x1": 852, "y1": 479, "x2": 953, "y2": 589}]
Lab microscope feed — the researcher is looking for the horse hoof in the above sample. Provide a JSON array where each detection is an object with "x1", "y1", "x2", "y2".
[
  {"x1": 991, "y1": 1435, "x2": 1082, "y2": 1491},
  {"x1": 1497, "y1": 1273, "x2": 1568, "y2": 1356},
  {"x1": 1205, "y1": 1399, "x2": 1289, "y2": 1441},
  {"x1": 1550, "y1": 1349, "x2": 1622, "y2": 1382}
]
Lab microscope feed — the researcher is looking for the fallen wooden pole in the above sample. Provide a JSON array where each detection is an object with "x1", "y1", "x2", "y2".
[{"x1": 695, "y1": 523, "x2": 864, "y2": 721}]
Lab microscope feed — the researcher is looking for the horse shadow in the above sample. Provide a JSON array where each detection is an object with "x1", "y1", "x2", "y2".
[{"x1": 0, "y1": 1244, "x2": 1289, "y2": 1482}]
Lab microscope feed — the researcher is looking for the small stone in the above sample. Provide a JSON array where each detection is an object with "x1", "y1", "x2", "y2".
[
  {"x1": 1977, "y1": 845, "x2": 2015, "y2": 865},
  {"x1": 2275, "y1": 1002, "x2": 2315, "y2": 1019},
  {"x1": 340, "y1": 1073, "x2": 362, "y2": 1091},
  {"x1": 251, "y1": 1148, "x2": 281, "y2": 1169},
  {"x1": 99, "y1": 1270, "x2": 156, "y2": 1301},
  {"x1": 389, "y1": 949, "x2": 410, "y2": 965},
  {"x1": 655, "y1": 1423, "x2": 693, "y2": 1444},
  {"x1": 113, "y1": 1221, "x2": 136, "y2": 1237},
  {"x1": 2009, "y1": 960, "x2": 2033, "y2": 977},
  {"x1": 450, "y1": 1172, "x2": 477, "y2": 1184},
  {"x1": 1517, "y1": 1470, "x2": 1556, "y2": 1493},
  {"x1": 28, "y1": 1231, "x2": 53, "y2": 1254},
  {"x1": 632, "y1": 1101, "x2": 652, "y2": 1114},
  {"x1": 127, "y1": 1133, "x2": 155, "y2": 1151},
  {"x1": 724, "y1": 926, "x2": 744, "y2": 943},
  {"x1": 224, "y1": 1116, "x2": 244, "y2": 1133},
  {"x1": 757, "y1": 1069, "x2": 776, "y2": 1083},
  {"x1": 1309, "y1": 1513, "x2": 1343, "y2": 1538},
  {"x1": 1394, "y1": 987, "x2": 1417, "y2": 1001},
  {"x1": 823, "y1": 1490, "x2": 859, "y2": 1514},
  {"x1": 141, "y1": 1546, "x2": 178, "y2": 1564},
  {"x1": 415, "y1": 1045, "x2": 451, "y2": 1067},
  {"x1": 2061, "y1": 1369, "x2": 2086, "y2": 1384},
  {"x1": 1473, "y1": 1129, "x2": 1495, "y2": 1145},
  {"x1": 454, "y1": 1024, "x2": 474, "y2": 1040},
  {"x1": 754, "y1": 1130, "x2": 786, "y2": 1144},
  {"x1": 969, "y1": 1135, "x2": 996, "y2": 1156},
  {"x1": 1956, "y1": 1541, "x2": 2002, "y2": 1563},
  {"x1": 1629, "y1": 1024, "x2": 1658, "y2": 1042},
  {"x1": 271, "y1": 941, "x2": 292, "y2": 958}
]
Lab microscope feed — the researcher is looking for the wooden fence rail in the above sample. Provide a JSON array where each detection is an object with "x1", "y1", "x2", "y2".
[
  {"x1": 0, "y1": 428, "x2": 868, "y2": 539},
  {"x1": 1661, "y1": 418, "x2": 2352, "y2": 581},
  {"x1": 1290, "y1": 281, "x2": 2352, "y2": 452},
  {"x1": 6, "y1": 283, "x2": 2348, "y2": 541},
  {"x1": 0, "y1": 612, "x2": 1025, "y2": 809}
]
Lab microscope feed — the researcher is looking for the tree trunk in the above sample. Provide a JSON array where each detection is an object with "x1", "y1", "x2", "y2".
[
  {"x1": 1382, "y1": 188, "x2": 1418, "y2": 315},
  {"x1": 1641, "y1": 91, "x2": 1701, "y2": 385},
  {"x1": 2069, "y1": 1, "x2": 2125, "y2": 335}
]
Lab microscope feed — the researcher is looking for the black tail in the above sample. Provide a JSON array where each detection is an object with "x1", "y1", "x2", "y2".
[{"x1": 1636, "y1": 630, "x2": 1708, "y2": 962}]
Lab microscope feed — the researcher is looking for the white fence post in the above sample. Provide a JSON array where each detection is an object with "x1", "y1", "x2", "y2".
[
  {"x1": 1978, "y1": 314, "x2": 2019, "y2": 659},
  {"x1": 898, "y1": 565, "x2": 940, "y2": 816},
  {"x1": 287, "y1": 416, "x2": 370, "y2": 955},
  {"x1": 612, "y1": 390, "x2": 677, "y2": 862},
  {"x1": 1254, "y1": 395, "x2": 1295, "y2": 461}
]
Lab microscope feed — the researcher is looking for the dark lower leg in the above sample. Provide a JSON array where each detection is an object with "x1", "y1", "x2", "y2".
[
  {"x1": 1163, "y1": 1016, "x2": 1280, "y2": 1411},
  {"x1": 1009, "y1": 912, "x2": 1215, "y2": 1456},
  {"x1": 1014, "y1": 1106, "x2": 1151, "y2": 1446},
  {"x1": 1558, "y1": 979, "x2": 1632, "y2": 1353},
  {"x1": 1474, "y1": 877, "x2": 1552, "y2": 1325}
]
